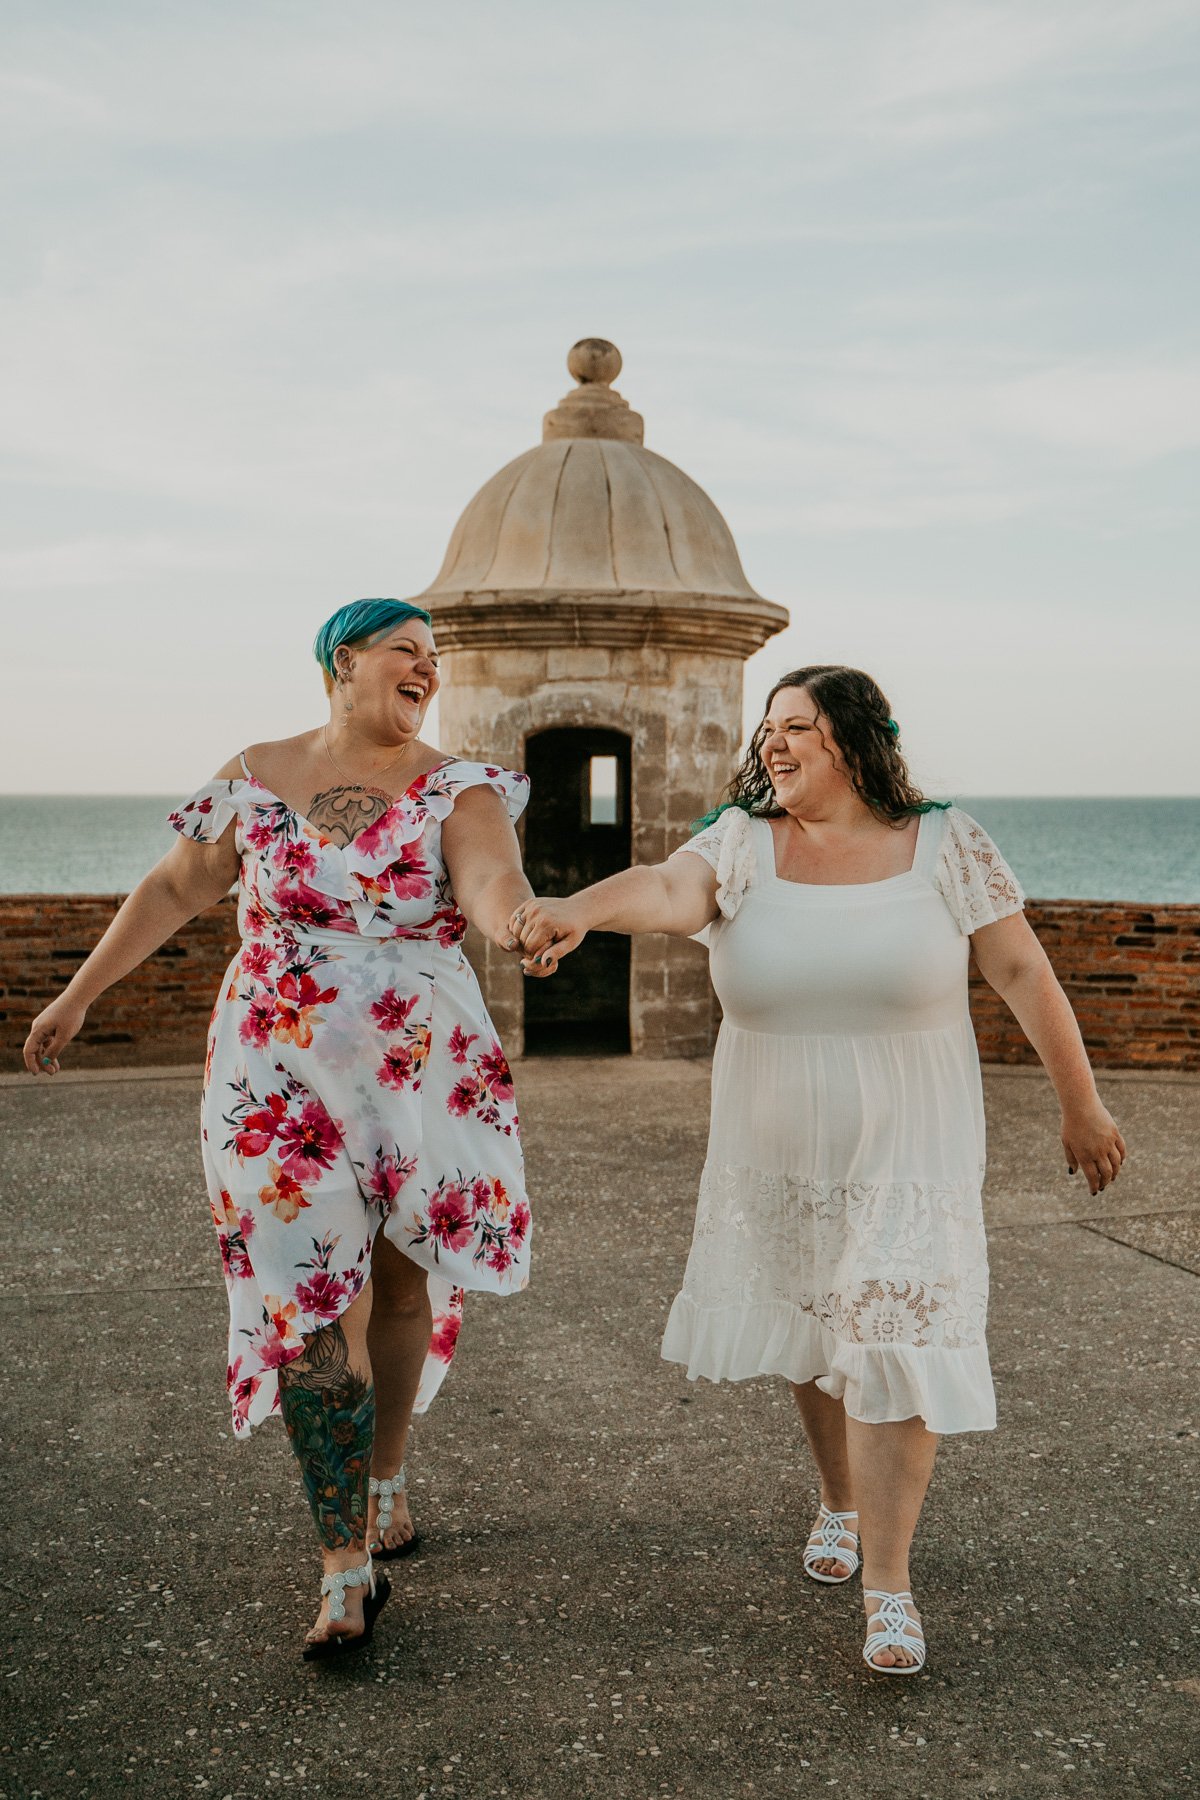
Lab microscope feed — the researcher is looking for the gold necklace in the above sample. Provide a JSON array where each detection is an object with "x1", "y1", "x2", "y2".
[{"x1": 321, "y1": 726, "x2": 416, "y2": 794}]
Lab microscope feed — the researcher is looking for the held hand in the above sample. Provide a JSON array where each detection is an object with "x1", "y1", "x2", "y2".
[
  {"x1": 507, "y1": 897, "x2": 589, "y2": 978},
  {"x1": 23, "y1": 997, "x2": 88, "y2": 1076},
  {"x1": 1062, "y1": 1097, "x2": 1126, "y2": 1195}
]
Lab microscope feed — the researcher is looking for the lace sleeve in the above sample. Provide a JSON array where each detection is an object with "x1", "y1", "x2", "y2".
[
  {"x1": 167, "y1": 780, "x2": 241, "y2": 844},
  {"x1": 933, "y1": 808, "x2": 1025, "y2": 936},
  {"x1": 669, "y1": 807, "x2": 757, "y2": 919}
]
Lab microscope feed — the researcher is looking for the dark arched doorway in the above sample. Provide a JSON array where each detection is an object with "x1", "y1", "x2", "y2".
[{"x1": 522, "y1": 727, "x2": 632, "y2": 1055}]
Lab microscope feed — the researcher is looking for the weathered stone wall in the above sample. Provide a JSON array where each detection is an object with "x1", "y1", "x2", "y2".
[
  {"x1": 3, "y1": 894, "x2": 1196, "y2": 1073},
  {"x1": 436, "y1": 642, "x2": 741, "y2": 1058}
]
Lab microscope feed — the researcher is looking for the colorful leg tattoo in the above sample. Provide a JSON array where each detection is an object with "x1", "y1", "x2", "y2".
[{"x1": 278, "y1": 1320, "x2": 374, "y2": 1551}]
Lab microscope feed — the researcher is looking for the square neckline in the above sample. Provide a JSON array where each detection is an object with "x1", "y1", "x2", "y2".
[
  {"x1": 755, "y1": 809, "x2": 940, "y2": 893},
  {"x1": 236, "y1": 752, "x2": 455, "y2": 852}
]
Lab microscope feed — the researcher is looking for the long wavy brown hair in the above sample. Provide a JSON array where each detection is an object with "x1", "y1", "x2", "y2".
[{"x1": 696, "y1": 665, "x2": 945, "y2": 832}]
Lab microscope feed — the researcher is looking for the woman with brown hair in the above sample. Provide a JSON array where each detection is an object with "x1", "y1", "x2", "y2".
[{"x1": 511, "y1": 664, "x2": 1124, "y2": 1674}]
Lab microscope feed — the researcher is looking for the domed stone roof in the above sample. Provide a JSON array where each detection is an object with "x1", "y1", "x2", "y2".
[{"x1": 415, "y1": 341, "x2": 788, "y2": 657}]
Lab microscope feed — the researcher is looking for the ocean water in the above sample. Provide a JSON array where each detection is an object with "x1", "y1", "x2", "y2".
[{"x1": 0, "y1": 793, "x2": 1197, "y2": 902}]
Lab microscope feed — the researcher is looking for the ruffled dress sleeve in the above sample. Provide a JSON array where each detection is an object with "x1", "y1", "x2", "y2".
[
  {"x1": 933, "y1": 808, "x2": 1025, "y2": 936},
  {"x1": 167, "y1": 780, "x2": 243, "y2": 844},
  {"x1": 670, "y1": 807, "x2": 758, "y2": 920},
  {"x1": 410, "y1": 760, "x2": 530, "y2": 828}
]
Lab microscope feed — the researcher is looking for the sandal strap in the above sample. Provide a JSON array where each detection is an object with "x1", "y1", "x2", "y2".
[
  {"x1": 320, "y1": 1553, "x2": 374, "y2": 1622},
  {"x1": 803, "y1": 1504, "x2": 860, "y2": 1570},
  {"x1": 863, "y1": 1589, "x2": 926, "y2": 1669},
  {"x1": 369, "y1": 1465, "x2": 406, "y2": 1525}
]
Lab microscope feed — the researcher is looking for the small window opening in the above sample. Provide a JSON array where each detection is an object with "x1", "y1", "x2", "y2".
[{"x1": 589, "y1": 755, "x2": 618, "y2": 825}]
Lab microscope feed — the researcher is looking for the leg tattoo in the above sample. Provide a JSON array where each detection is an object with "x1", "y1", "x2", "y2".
[{"x1": 278, "y1": 1321, "x2": 375, "y2": 1551}]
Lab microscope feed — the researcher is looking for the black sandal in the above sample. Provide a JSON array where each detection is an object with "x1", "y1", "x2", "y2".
[{"x1": 302, "y1": 1554, "x2": 391, "y2": 1662}]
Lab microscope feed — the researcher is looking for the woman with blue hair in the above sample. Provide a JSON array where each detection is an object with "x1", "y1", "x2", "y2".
[{"x1": 24, "y1": 598, "x2": 536, "y2": 1659}]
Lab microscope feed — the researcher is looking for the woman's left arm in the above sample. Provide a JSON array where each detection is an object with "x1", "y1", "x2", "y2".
[
  {"x1": 440, "y1": 785, "x2": 534, "y2": 952},
  {"x1": 971, "y1": 912, "x2": 1126, "y2": 1194}
]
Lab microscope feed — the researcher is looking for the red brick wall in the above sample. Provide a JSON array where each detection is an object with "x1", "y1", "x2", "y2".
[
  {"x1": 2, "y1": 894, "x2": 1197, "y2": 1073},
  {"x1": 969, "y1": 900, "x2": 1200, "y2": 1071},
  {"x1": 1, "y1": 894, "x2": 240, "y2": 1071}
]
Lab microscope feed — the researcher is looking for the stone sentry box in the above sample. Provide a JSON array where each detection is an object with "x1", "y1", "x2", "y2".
[{"x1": 407, "y1": 339, "x2": 788, "y2": 1058}]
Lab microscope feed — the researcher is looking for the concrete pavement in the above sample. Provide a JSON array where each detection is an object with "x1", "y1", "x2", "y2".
[{"x1": 2, "y1": 1059, "x2": 1199, "y2": 1798}]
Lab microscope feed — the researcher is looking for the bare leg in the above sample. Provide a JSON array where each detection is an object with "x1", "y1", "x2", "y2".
[
  {"x1": 845, "y1": 1412, "x2": 938, "y2": 1668},
  {"x1": 790, "y1": 1379, "x2": 857, "y2": 1578},
  {"x1": 365, "y1": 1232, "x2": 433, "y2": 1552},
  {"x1": 278, "y1": 1280, "x2": 375, "y2": 1645}
]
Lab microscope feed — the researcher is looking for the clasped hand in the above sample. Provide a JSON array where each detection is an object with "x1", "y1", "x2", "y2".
[{"x1": 507, "y1": 897, "x2": 587, "y2": 977}]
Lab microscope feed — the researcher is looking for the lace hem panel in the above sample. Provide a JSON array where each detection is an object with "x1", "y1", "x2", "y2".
[
  {"x1": 685, "y1": 1163, "x2": 989, "y2": 1350},
  {"x1": 661, "y1": 1297, "x2": 996, "y2": 1434}
]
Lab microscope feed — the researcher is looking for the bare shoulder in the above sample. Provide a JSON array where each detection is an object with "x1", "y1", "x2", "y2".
[{"x1": 233, "y1": 732, "x2": 321, "y2": 785}]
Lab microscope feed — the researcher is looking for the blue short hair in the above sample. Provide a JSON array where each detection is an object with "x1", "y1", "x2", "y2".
[{"x1": 313, "y1": 598, "x2": 433, "y2": 679}]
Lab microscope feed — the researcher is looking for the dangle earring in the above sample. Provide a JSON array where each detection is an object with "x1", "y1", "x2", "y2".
[{"x1": 337, "y1": 667, "x2": 354, "y2": 719}]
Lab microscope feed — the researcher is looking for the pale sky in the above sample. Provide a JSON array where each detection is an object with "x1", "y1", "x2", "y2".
[{"x1": 3, "y1": 1, "x2": 1198, "y2": 797}]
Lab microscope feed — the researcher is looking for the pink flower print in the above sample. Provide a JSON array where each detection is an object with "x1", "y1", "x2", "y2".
[
  {"x1": 433, "y1": 907, "x2": 466, "y2": 947},
  {"x1": 471, "y1": 1177, "x2": 494, "y2": 1215},
  {"x1": 377, "y1": 1044, "x2": 415, "y2": 1091},
  {"x1": 242, "y1": 898, "x2": 271, "y2": 938},
  {"x1": 447, "y1": 1023, "x2": 479, "y2": 1064},
  {"x1": 243, "y1": 813, "x2": 277, "y2": 852},
  {"x1": 424, "y1": 1184, "x2": 474, "y2": 1254},
  {"x1": 257, "y1": 1158, "x2": 312, "y2": 1223},
  {"x1": 447, "y1": 1074, "x2": 485, "y2": 1118},
  {"x1": 228, "y1": 1358, "x2": 258, "y2": 1426},
  {"x1": 370, "y1": 987, "x2": 419, "y2": 1033},
  {"x1": 351, "y1": 805, "x2": 411, "y2": 860},
  {"x1": 429, "y1": 1309, "x2": 462, "y2": 1362},
  {"x1": 478, "y1": 1043, "x2": 514, "y2": 1102},
  {"x1": 362, "y1": 1151, "x2": 417, "y2": 1211},
  {"x1": 486, "y1": 1241, "x2": 513, "y2": 1274},
  {"x1": 256, "y1": 1296, "x2": 304, "y2": 1369},
  {"x1": 277, "y1": 1098, "x2": 342, "y2": 1182},
  {"x1": 273, "y1": 879, "x2": 348, "y2": 932},
  {"x1": 240, "y1": 943, "x2": 275, "y2": 980},
  {"x1": 377, "y1": 844, "x2": 432, "y2": 902},
  {"x1": 273, "y1": 838, "x2": 318, "y2": 879},
  {"x1": 294, "y1": 1270, "x2": 350, "y2": 1322},
  {"x1": 507, "y1": 1201, "x2": 531, "y2": 1249},
  {"x1": 231, "y1": 1090, "x2": 287, "y2": 1161},
  {"x1": 238, "y1": 991, "x2": 278, "y2": 1051},
  {"x1": 224, "y1": 1232, "x2": 253, "y2": 1282},
  {"x1": 273, "y1": 970, "x2": 340, "y2": 1049}
]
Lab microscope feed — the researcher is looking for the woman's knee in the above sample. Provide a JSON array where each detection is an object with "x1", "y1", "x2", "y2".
[{"x1": 370, "y1": 1241, "x2": 431, "y2": 1322}]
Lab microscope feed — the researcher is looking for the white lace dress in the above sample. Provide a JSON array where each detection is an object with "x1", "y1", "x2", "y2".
[{"x1": 660, "y1": 806, "x2": 1024, "y2": 1434}]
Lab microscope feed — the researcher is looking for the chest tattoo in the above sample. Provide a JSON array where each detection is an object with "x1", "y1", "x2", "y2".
[{"x1": 306, "y1": 784, "x2": 395, "y2": 847}]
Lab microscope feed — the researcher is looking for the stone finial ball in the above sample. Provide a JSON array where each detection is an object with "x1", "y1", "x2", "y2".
[{"x1": 567, "y1": 338, "x2": 622, "y2": 386}]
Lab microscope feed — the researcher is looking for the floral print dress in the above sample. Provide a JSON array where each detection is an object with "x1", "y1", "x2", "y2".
[{"x1": 169, "y1": 757, "x2": 531, "y2": 1439}]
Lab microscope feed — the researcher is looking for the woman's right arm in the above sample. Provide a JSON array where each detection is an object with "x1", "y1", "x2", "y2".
[
  {"x1": 511, "y1": 853, "x2": 719, "y2": 975},
  {"x1": 22, "y1": 823, "x2": 241, "y2": 1075}
]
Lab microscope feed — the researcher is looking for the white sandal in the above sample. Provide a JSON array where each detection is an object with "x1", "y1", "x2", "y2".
[
  {"x1": 862, "y1": 1589, "x2": 926, "y2": 1675},
  {"x1": 302, "y1": 1551, "x2": 390, "y2": 1662},
  {"x1": 802, "y1": 1504, "x2": 860, "y2": 1584},
  {"x1": 368, "y1": 1464, "x2": 420, "y2": 1562}
]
